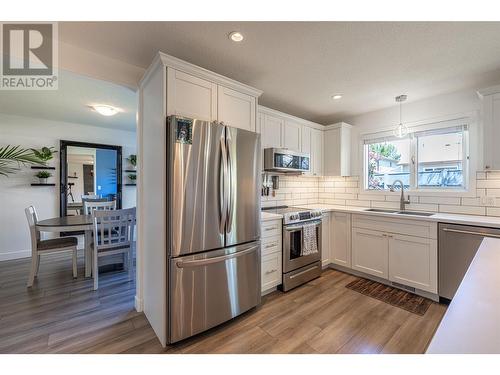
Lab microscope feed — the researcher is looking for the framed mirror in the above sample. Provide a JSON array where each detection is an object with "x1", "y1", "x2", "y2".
[{"x1": 60, "y1": 140, "x2": 122, "y2": 217}]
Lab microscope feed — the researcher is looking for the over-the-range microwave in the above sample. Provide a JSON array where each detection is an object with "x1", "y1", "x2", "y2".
[{"x1": 263, "y1": 148, "x2": 310, "y2": 173}]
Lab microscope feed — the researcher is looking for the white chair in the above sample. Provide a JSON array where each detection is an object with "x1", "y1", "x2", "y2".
[
  {"x1": 25, "y1": 206, "x2": 78, "y2": 287},
  {"x1": 83, "y1": 200, "x2": 116, "y2": 216},
  {"x1": 91, "y1": 207, "x2": 136, "y2": 290}
]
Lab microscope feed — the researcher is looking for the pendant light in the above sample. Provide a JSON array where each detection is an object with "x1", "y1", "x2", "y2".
[{"x1": 393, "y1": 94, "x2": 408, "y2": 138}]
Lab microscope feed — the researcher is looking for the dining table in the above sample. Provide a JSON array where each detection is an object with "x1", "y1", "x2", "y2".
[{"x1": 36, "y1": 215, "x2": 94, "y2": 277}]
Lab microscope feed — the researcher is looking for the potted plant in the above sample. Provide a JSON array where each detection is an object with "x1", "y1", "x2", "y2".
[
  {"x1": 35, "y1": 170, "x2": 52, "y2": 184},
  {"x1": 128, "y1": 173, "x2": 137, "y2": 184},
  {"x1": 128, "y1": 154, "x2": 137, "y2": 170},
  {"x1": 31, "y1": 146, "x2": 56, "y2": 162}
]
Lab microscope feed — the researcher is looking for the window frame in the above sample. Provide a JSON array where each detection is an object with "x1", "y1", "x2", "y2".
[{"x1": 360, "y1": 115, "x2": 477, "y2": 197}]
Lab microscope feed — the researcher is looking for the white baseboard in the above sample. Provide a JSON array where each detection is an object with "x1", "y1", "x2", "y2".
[
  {"x1": 135, "y1": 295, "x2": 144, "y2": 312},
  {"x1": 0, "y1": 250, "x2": 31, "y2": 261}
]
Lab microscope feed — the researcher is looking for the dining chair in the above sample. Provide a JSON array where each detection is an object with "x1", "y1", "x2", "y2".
[
  {"x1": 25, "y1": 206, "x2": 78, "y2": 287},
  {"x1": 91, "y1": 207, "x2": 136, "y2": 290},
  {"x1": 83, "y1": 200, "x2": 116, "y2": 215}
]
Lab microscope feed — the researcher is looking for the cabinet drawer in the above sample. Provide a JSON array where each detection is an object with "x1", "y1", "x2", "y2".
[
  {"x1": 261, "y1": 236, "x2": 281, "y2": 256},
  {"x1": 261, "y1": 252, "x2": 282, "y2": 292},
  {"x1": 352, "y1": 214, "x2": 434, "y2": 239},
  {"x1": 261, "y1": 220, "x2": 281, "y2": 238}
]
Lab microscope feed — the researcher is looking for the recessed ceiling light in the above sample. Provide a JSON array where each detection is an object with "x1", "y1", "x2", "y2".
[
  {"x1": 229, "y1": 31, "x2": 244, "y2": 42},
  {"x1": 332, "y1": 94, "x2": 343, "y2": 100},
  {"x1": 90, "y1": 104, "x2": 120, "y2": 116}
]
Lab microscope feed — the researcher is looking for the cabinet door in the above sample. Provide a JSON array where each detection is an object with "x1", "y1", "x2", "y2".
[
  {"x1": 261, "y1": 252, "x2": 282, "y2": 292},
  {"x1": 301, "y1": 126, "x2": 312, "y2": 175},
  {"x1": 388, "y1": 234, "x2": 437, "y2": 293},
  {"x1": 166, "y1": 69, "x2": 217, "y2": 121},
  {"x1": 218, "y1": 85, "x2": 256, "y2": 132},
  {"x1": 311, "y1": 128, "x2": 324, "y2": 176},
  {"x1": 323, "y1": 127, "x2": 340, "y2": 176},
  {"x1": 261, "y1": 114, "x2": 283, "y2": 148},
  {"x1": 331, "y1": 212, "x2": 351, "y2": 268},
  {"x1": 283, "y1": 120, "x2": 302, "y2": 152},
  {"x1": 321, "y1": 212, "x2": 331, "y2": 267},
  {"x1": 351, "y1": 227, "x2": 388, "y2": 278}
]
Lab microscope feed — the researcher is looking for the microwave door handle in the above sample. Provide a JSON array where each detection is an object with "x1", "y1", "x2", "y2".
[{"x1": 219, "y1": 132, "x2": 228, "y2": 235}]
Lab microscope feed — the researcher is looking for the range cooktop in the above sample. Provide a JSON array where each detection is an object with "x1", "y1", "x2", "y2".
[{"x1": 262, "y1": 206, "x2": 322, "y2": 225}]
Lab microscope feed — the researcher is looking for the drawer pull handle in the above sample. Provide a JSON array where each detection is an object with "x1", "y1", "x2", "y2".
[
  {"x1": 265, "y1": 243, "x2": 276, "y2": 249},
  {"x1": 265, "y1": 269, "x2": 277, "y2": 274},
  {"x1": 264, "y1": 227, "x2": 277, "y2": 231}
]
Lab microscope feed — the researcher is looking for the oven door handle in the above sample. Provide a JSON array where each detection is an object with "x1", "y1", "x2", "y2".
[{"x1": 284, "y1": 221, "x2": 321, "y2": 232}]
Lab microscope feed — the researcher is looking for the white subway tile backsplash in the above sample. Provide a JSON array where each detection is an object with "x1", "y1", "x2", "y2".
[
  {"x1": 419, "y1": 196, "x2": 461, "y2": 205},
  {"x1": 261, "y1": 175, "x2": 500, "y2": 218},
  {"x1": 439, "y1": 205, "x2": 485, "y2": 216}
]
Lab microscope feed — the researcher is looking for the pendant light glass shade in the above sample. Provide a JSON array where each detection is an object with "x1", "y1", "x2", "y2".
[{"x1": 393, "y1": 95, "x2": 408, "y2": 138}]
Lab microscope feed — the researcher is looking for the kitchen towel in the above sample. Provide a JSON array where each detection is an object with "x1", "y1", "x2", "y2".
[{"x1": 301, "y1": 223, "x2": 318, "y2": 256}]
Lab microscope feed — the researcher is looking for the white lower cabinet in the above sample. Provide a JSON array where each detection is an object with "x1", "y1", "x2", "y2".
[
  {"x1": 261, "y1": 219, "x2": 282, "y2": 293},
  {"x1": 351, "y1": 227, "x2": 389, "y2": 279},
  {"x1": 321, "y1": 212, "x2": 331, "y2": 267},
  {"x1": 350, "y1": 214, "x2": 438, "y2": 294},
  {"x1": 331, "y1": 212, "x2": 351, "y2": 268},
  {"x1": 388, "y1": 234, "x2": 437, "y2": 293},
  {"x1": 261, "y1": 252, "x2": 282, "y2": 291}
]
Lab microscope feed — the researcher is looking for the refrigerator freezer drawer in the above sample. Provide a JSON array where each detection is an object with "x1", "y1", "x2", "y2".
[{"x1": 169, "y1": 242, "x2": 261, "y2": 343}]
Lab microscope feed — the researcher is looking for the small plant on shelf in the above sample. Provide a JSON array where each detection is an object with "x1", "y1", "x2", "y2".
[
  {"x1": 128, "y1": 173, "x2": 137, "y2": 183},
  {"x1": 128, "y1": 154, "x2": 137, "y2": 169},
  {"x1": 31, "y1": 146, "x2": 57, "y2": 162},
  {"x1": 35, "y1": 170, "x2": 52, "y2": 184}
]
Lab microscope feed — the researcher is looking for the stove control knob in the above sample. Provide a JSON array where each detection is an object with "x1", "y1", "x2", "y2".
[{"x1": 289, "y1": 214, "x2": 299, "y2": 221}]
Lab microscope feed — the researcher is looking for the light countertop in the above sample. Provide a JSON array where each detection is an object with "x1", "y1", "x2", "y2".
[
  {"x1": 426, "y1": 237, "x2": 500, "y2": 353},
  {"x1": 296, "y1": 203, "x2": 500, "y2": 229}
]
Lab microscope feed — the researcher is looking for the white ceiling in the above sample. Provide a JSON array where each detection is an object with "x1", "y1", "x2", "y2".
[
  {"x1": 59, "y1": 22, "x2": 500, "y2": 124},
  {"x1": 0, "y1": 70, "x2": 137, "y2": 131}
]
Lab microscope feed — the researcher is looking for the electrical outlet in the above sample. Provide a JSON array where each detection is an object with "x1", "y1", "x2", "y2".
[{"x1": 480, "y1": 196, "x2": 496, "y2": 206}]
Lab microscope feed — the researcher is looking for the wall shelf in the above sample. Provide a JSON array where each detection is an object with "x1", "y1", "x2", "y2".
[
  {"x1": 31, "y1": 183, "x2": 56, "y2": 186},
  {"x1": 125, "y1": 183, "x2": 137, "y2": 186},
  {"x1": 67, "y1": 176, "x2": 78, "y2": 179},
  {"x1": 124, "y1": 169, "x2": 137, "y2": 173},
  {"x1": 31, "y1": 166, "x2": 56, "y2": 170}
]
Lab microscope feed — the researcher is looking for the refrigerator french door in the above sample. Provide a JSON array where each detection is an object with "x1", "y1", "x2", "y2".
[{"x1": 166, "y1": 116, "x2": 261, "y2": 343}]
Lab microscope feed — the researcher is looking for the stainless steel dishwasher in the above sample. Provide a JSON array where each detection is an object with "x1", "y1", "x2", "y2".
[{"x1": 439, "y1": 222, "x2": 500, "y2": 301}]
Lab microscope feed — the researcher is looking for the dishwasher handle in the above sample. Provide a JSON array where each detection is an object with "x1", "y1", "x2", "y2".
[{"x1": 442, "y1": 227, "x2": 500, "y2": 239}]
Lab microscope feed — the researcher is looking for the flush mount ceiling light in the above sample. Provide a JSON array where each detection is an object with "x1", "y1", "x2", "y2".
[
  {"x1": 331, "y1": 94, "x2": 343, "y2": 100},
  {"x1": 228, "y1": 31, "x2": 244, "y2": 42},
  {"x1": 393, "y1": 95, "x2": 408, "y2": 138},
  {"x1": 90, "y1": 104, "x2": 120, "y2": 116}
]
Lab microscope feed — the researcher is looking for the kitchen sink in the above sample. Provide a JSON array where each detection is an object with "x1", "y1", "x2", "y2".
[
  {"x1": 364, "y1": 208, "x2": 398, "y2": 213},
  {"x1": 396, "y1": 211, "x2": 435, "y2": 217},
  {"x1": 364, "y1": 208, "x2": 435, "y2": 217}
]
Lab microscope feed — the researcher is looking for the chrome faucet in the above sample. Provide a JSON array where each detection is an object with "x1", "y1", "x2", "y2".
[{"x1": 390, "y1": 180, "x2": 410, "y2": 211}]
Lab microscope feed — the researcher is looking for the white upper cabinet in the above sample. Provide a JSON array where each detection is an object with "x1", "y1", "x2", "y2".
[
  {"x1": 323, "y1": 123, "x2": 352, "y2": 176},
  {"x1": 283, "y1": 120, "x2": 302, "y2": 152},
  {"x1": 217, "y1": 85, "x2": 256, "y2": 132},
  {"x1": 478, "y1": 86, "x2": 500, "y2": 170},
  {"x1": 310, "y1": 129, "x2": 324, "y2": 176},
  {"x1": 261, "y1": 113, "x2": 284, "y2": 148},
  {"x1": 301, "y1": 126, "x2": 311, "y2": 154},
  {"x1": 166, "y1": 69, "x2": 217, "y2": 122}
]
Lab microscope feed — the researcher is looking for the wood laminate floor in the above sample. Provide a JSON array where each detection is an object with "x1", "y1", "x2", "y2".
[{"x1": 0, "y1": 252, "x2": 447, "y2": 354}]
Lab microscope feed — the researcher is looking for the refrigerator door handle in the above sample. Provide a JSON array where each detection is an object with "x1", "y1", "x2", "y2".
[
  {"x1": 226, "y1": 129, "x2": 235, "y2": 233},
  {"x1": 219, "y1": 131, "x2": 229, "y2": 234},
  {"x1": 175, "y1": 245, "x2": 258, "y2": 268}
]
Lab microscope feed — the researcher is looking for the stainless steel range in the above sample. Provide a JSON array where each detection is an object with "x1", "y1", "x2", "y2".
[{"x1": 262, "y1": 206, "x2": 323, "y2": 291}]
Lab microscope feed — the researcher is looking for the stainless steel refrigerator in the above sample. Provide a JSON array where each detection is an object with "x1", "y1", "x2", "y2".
[{"x1": 166, "y1": 115, "x2": 261, "y2": 343}]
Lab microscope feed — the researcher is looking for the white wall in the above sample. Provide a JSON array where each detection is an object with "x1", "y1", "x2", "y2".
[
  {"x1": 343, "y1": 89, "x2": 481, "y2": 176},
  {"x1": 0, "y1": 113, "x2": 137, "y2": 261}
]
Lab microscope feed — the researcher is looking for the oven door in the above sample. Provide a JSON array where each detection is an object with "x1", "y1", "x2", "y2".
[{"x1": 283, "y1": 220, "x2": 322, "y2": 273}]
